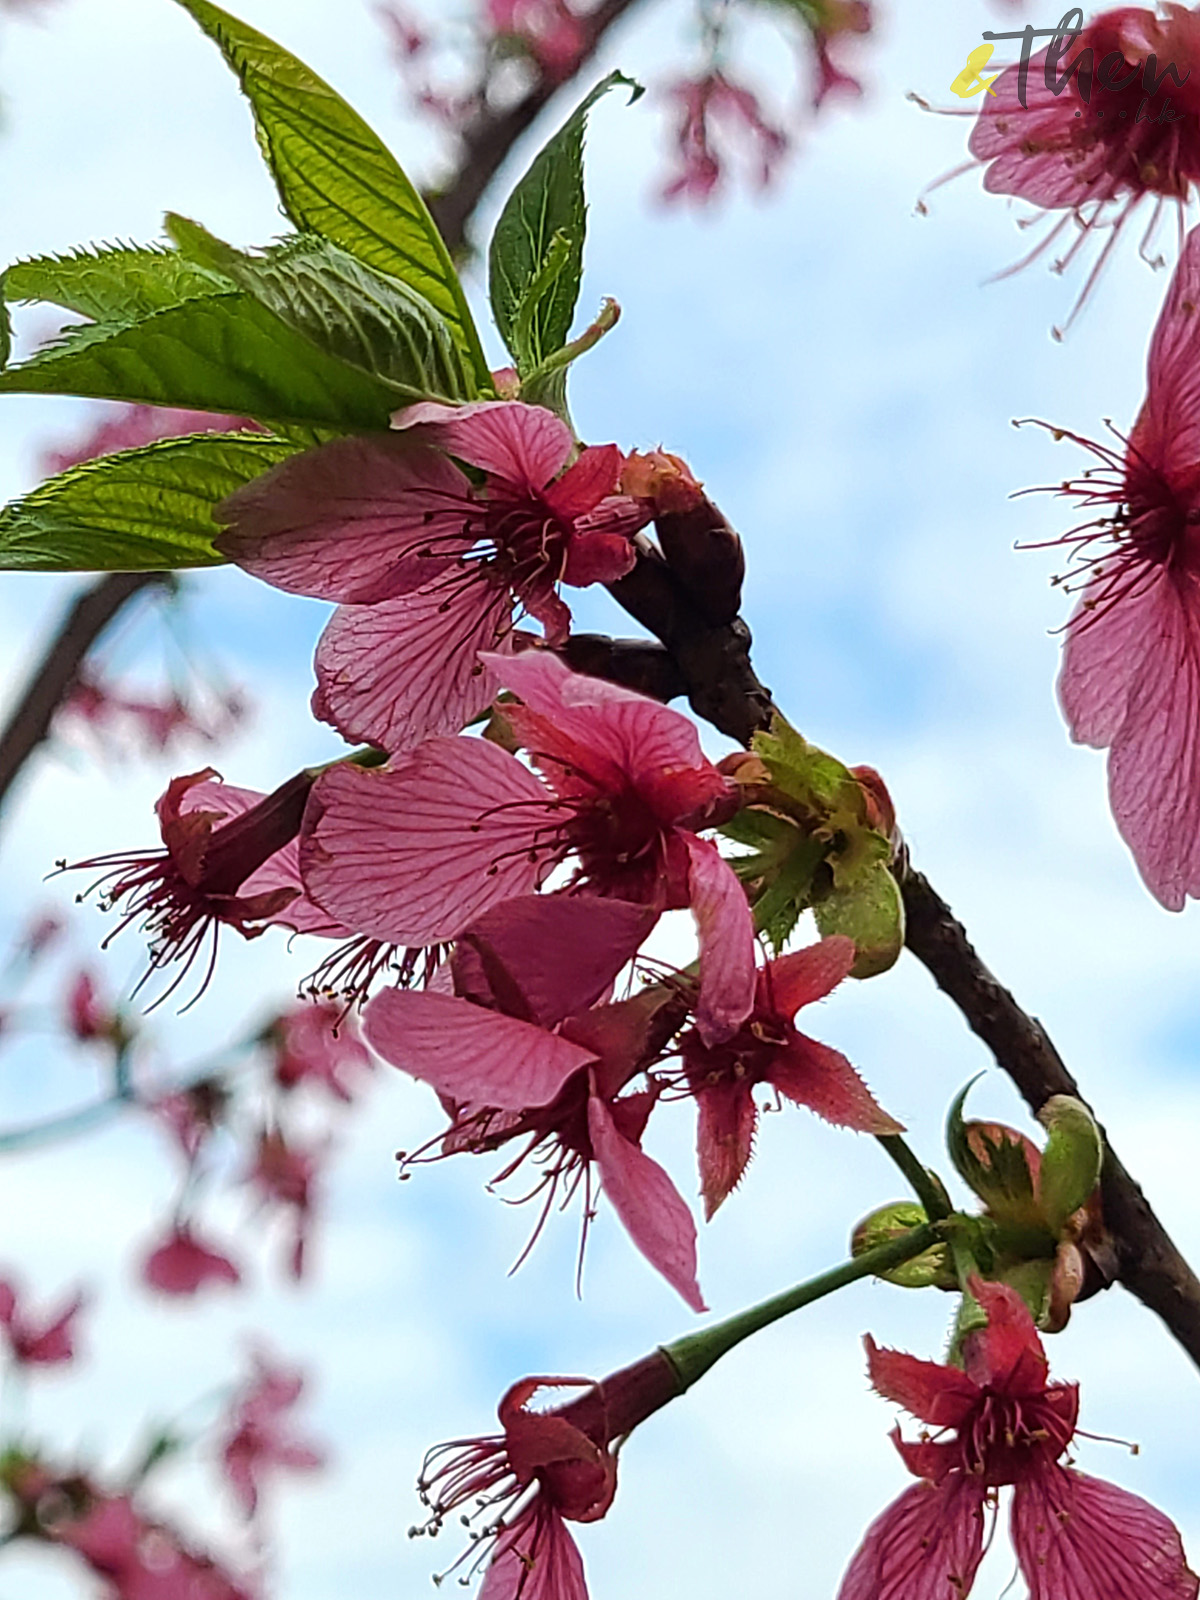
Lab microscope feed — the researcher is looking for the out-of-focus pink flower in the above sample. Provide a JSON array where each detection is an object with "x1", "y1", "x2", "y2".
[
  {"x1": 967, "y1": 6, "x2": 1200, "y2": 323},
  {"x1": 266, "y1": 1001, "x2": 372, "y2": 1102},
  {"x1": 807, "y1": 0, "x2": 873, "y2": 108},
  {"x1": 39, "y1": 404, "x2": 257, "y2": 477},
  {"x1": 218, "y1": 1349, "x2": 325, "y2": 1518},
  {"x1": 15, "y1": 909, "x2": 62, "y2": 962},
  {"x1": 1038, "y1": 225, "x2": 1200, "y2": 908},
  {"x1": 141, "y1": 1222, "x2": 242, "y2": 1297},
  {"x1": 303, "y1": 651, "x2": 755, "y2": 1045},
  {"x1": 3, "y1": 1463, "x2": 256, "y2": 1600},
  {"x1": 418, "y1": 1355, "x2": 680, "y2": 1598},
  {"x1": 366, "y1": 895, "x2": 703, "y2": 1307},
  {"x1": 680, "y1": 938, "x2": 901, "y2": 1219},
  {"x1": 244, "y1": 1129, "x2": 323, "y2": 1280},
  {"x1": 59, "y1": 671, "x2": 245, "y2": 759},
  {"x1": 0, "y1": 1277, "x2": 86, "y2": 1366},
  {"x1": 837, "y1": 1279, "x2": 1198, "y2": 1600},
  {"x1": 217, "y1": 402, "x2": 649, "y2": 754},
  {"x1": 70, "y1": 767, "x2": 342, "y2": 997},
  {"x1": 487, "y1": 0, "x2": 586, "y2": 79},
  {"x1": 64, "y1": 969, "x2": 123, "y2": 1045},
  {"x1": 148, "y1": 1080, "x2": 229, "y2": 1167},
  {"x1": 660, "y1": 71, "x2": 788, "y2": 205}
]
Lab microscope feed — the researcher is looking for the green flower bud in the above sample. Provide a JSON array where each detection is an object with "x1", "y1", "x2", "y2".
[
  {"x1": 1036, "y1": 1095, "x2": 1103, "y2": 1235},
  {"x1": 851, "y1": 1201, "x2": 953, "y2": 1288}
]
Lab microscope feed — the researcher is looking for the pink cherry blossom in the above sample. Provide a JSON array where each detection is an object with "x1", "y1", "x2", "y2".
[
  {"x1": 809, "y1": 1, "x2": 873, "y2": 108},
  {"x1": 65, "y1": 968, "x2": 122, "y2": 1045},
  {"x1": 38, "y1": 403, "x2": 257, "y2": 476},
  {"x1": 71, "y1": 767, "x2": 340, "y2": 997},
  {"x1": 59, "y1": 670, "x2": 244, "y2": 759},
  {"x1": 266, "y1": 1000, "x2": 372, "y2": 1101},
  {"x1": 364, "y1": 894, "x2": 704, "y2": 1307},
  {"x1": 679, "y1": 937, "x2": 901, "y2": 1219},
  {"x1": 0, "y1": 1277, "x2": 86, "y2": 1367},
  {"x1": 302, "y1": 651, "x2": 755, "y2": 1044},
  {"x1": 837, "y1": 1279, "x2": 1198, "y2": 1600},
  {"x1": 243, "y1": 1129, "x2": 323, "y2": 1280},
  {"x1": 141, "y1": 1222, "x2": 242, "y2": 1297},
  {"x1": 487, "y1": 0, "x2": 586, "y2": 79},
  {"x1": 1037, "y1": 224, "x2": 1200, "y2": 908},
  {"x1": 217, "y1": 402, "x2": 649, "y2": 753},
  {"x1": 966, "y1": 6, "x2": 1200, "y2": 323},
  {"x1": 218, "y1": 1349, "x2": 325, "y2": 1519},
  {"x1": 417, "y1": 1355, "x2": 680, "y2": 1598},
  {"x1": 148, "y1": 1080, "x2": 228, "y2": 1167},
  {"x1": 660, "y1": 71, "x2": 788, "y2": 205}
]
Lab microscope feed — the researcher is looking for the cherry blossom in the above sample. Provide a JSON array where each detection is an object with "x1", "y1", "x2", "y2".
[
  {"x1": 218, "y1": 1349, "x2": 325, "y2": 1519},
  {"x1": 141, "y1": 1223, "x2": 242, "y2": 1298},
  {"x1": 0, "y1": 1276, "x2": 86, "y2": 1367},
  {"x1": 302, "y1": 650, "x2": 755, "y2": 1044},
  {"x1": 838, "y1": 1279, "x2": 1198, "y2": 1600},
  {"x1": 217, "y1": 401, "x2": 649, "y2": 753},
  {"x1": 265, "y1": 1000, "x2": 373, "y2": 1102}
]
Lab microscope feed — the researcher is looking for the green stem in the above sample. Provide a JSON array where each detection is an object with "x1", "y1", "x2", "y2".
[
  {"x1": 875, "y1": 1133, "x2": 952, "y2": 1221},
  {"x1": 661, "y1": 1222, "x2": 940, "y2": 1392}
]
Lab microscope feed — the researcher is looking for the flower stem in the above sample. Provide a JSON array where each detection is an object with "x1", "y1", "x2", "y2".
[
  {"x1": 661, "y1": 1222, "x2": 941, "y2": 1392},
  {"x1": 875, "y1": 1132, "x2": 952, "y2": 1220}
]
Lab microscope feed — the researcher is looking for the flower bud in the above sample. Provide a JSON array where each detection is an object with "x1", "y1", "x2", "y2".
[
  {"x1": 848, "y1": 764, "x2": 896, "y2": 841},
  {"x1": 851, "y1": 1201, "x2": 952, "y2": 1288},
  {"x1": 947, "y1": 1081, "x2": 1043, "y2": 1228},
  {"x1": 1036, "y1": 1094, "x2": 1103, "y2": 1235}
]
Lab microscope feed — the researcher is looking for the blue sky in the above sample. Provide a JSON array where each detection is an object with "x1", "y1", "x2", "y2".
[{"x1": 0, "y1": 1, "x2": 1198, "y2": 1597}]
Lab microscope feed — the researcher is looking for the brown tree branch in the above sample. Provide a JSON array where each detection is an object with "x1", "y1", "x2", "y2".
[
  {"x1": 426, "y1": 0, "x2": 647, "y2": 256},
  {"x1": 0, "y1": 572, "x2": 172, "y2": 817},
  {"x1": 596, "y1": 539, "x2": 1200, "y2": 1370}
]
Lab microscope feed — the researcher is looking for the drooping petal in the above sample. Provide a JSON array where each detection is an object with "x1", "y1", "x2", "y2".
[
  {"x1": 363, "y1": 988, "x2": 597, "y2": 1109},
  {"x1": 762, "y1": 936, "x2": 856, "y2": 1017},
  {"x1": 770, "y1": 1034, "x2": 901, "y2": 1135},
  {"x1": 1104, "y1": 571, "x2": 1200, "y2": 909},
  {"x1": 694, "y1": 1078, "x2": 757, "y2": 1219},
  {"x1": 300, "y1": 738, "x2": 558, "y2": 944},
  {"x1": 684, "y1": 832, "x2": 756, "y2": 1045},
  {"x1": 865, "y1": 1336, "x2": 979, "y2": 1430},
  {"x1": 836, "y1": 1477, "x2": 987, "y2": 1600},
  {"x1": 142, "y1": 1225, "x2": 242, "y2": 1296},
  {"x1": 1011, "y1": 1467, "x2": 1199, "y2": 1600},
  {"x1": 560, "y1": 527, "x2": 639, "y2": 588},
  {"x1": 216, "y1": 435, "x2": 472, "y2": 603},
  {"x1": 453, "y1": 895, "x2": 656, "y2": 1026},
  {"x1": 395, "y1": 400, "x2": 573, "y2": 489},
  {"x1": 312, "y1": 583, "x2": 511, "y2": 753},
  {"x1": 480, "y1": 1506, "x2": 590, "y2": 1600},
  {"x1": 587, "y1": 1092, "x2": 705, "y2": 1311},
  {"x1": 961, "y1": 1278, "x2": 1050, "y2": 1396}
]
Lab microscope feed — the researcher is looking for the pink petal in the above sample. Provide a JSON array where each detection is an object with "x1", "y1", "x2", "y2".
[
  {"x1": 216, "y1": 434, "x2": 471, "y2": 603},
  {"x1": 1140, "y1": 227, "x2": 1200, "y2": 483},
  {"x1": 770, "y1": 1034, "x2": 901, "y2": 1135},
  {"x1": 312, "y1": 583, "x2": 512, "y2": 753},
  {"x1": 542, "y1": 444, "x2": 622, "y2": 518},
  {"x1": 480, "y1": 1507, "x2": 589, "y2": 1600},
  {"x1": 363, "y1": 988, "x2": 597, "y2": 1108},
  {"x1": 762, "y1": 936, "x2": 856, "y2": 1016},
  {"x1": 684, "y1": 832, "x2": 756, "y2": 1045},
  {"x1": 836, "y1": 1477, "x2": 987, "y2": 1600},
  {"x1": 588, "y1": 1092, "x2": 706, "y2": 1311},
  {"x1": 694, "y1": 1079, "x2": 757, "y2": 1220},
  {"x1": 300, "y1": 738, "x2": 558, "y2": 944},
  {"x1": 1104, "y1": 571, "x2": 1200, "y2": 908},
  {"x1": 394, "y1": 400, "x2": 573, "y2": 489},
  {"x1": 1011, "y1": 1467, "x2": 1199, "y2": 1600},
  {"x1": 142, "y1": 1227, "x2": 242, "y2": 1297},
  {"x1": 864, "y1": 1336, "x2": 979, "y2": 1428},
  {"x1": 961, "y1": 1278, "x2": 1049, "y2": 1394},
  {"x1": 560, "y1": 527, "x2": 638, "y2": 588},
  {"x1": 453, "y1": 894, "x2": 656, "y2": 1026},
  {"x1": 1058, "y1": 577, "x2": 1162, "y2": 749}
]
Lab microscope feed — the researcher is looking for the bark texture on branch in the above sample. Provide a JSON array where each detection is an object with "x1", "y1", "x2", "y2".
[{"x1": 596, "y1": 538, "x2": 1200, "y2": 1370}]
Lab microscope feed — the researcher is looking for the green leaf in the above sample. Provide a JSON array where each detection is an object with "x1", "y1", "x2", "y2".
[
  {"x1": 172, "y1": 0, "x2": 489, "y2": 390},
  {"x1": 488, "y1": 71, "x2": 642, "y2": 373},
  {"x1": 0, "y1": 431, "x2": 297, "y2": 570},
  {"x1": 5, "y1": 244, "x2": 228, "y2": 324},
  {"x1": 812, "y1": 857, "x2": 904, "y2": 978},
  {"x1": 167, "y1": 218, "x2": 473, "y2": 403},
  {"x1": 0, "y1": 293, "x2": 406, "y2": 430}
]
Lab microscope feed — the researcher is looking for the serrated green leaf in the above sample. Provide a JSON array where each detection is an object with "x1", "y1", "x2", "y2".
[
  {"x1": 0, "y1": 293, "x2": 405, "y2": 430},
  {"x1": 0, "y1": 432, "x2": 297, "y2": 570},
  {"x1": 172, "y1": 0, "x2": 489, "y2": 391},
  {"x1": 752, "y1": 832, "x2": 827, "y2": 953},
  {"x1": 5, "y1": 244, "x2": 229, "y2": 324},
  {"x1": 812, "y1": 857, "x2": 904, "y2": 977},
  {"x1": 489, "y1": 71, "x2": 641, "y2": 373},
  {"x1": 166, "y1": 218, "x2": 472, "y2": 403}
]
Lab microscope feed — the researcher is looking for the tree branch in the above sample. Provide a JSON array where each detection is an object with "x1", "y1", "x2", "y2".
[
  {"x1": 0, "y1": 572, "x2": 171, "y2": 817},
  {"x1": 595, "y1": 540, "x2": 1200, "y2": 1370}
]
